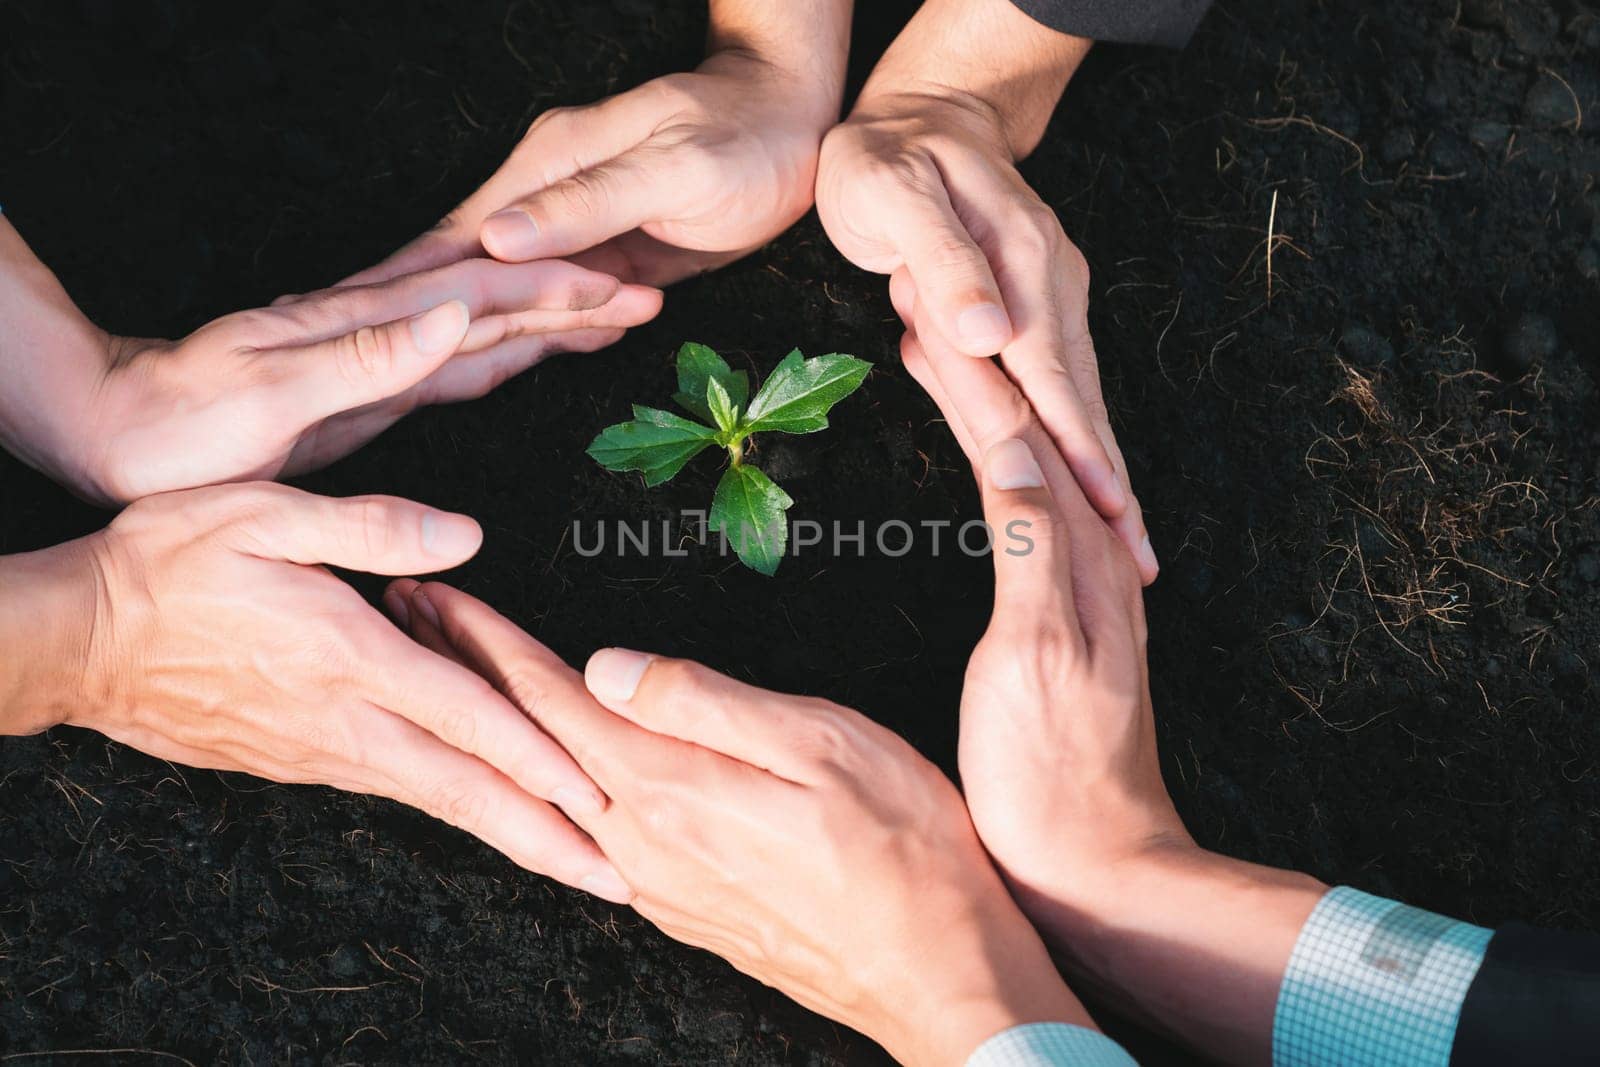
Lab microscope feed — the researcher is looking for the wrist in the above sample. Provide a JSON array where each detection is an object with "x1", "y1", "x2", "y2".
[
  {"x1": 0, "y1": 218, "x2": 114, "y2": 495},
  {"x1": 874, "y1": 898, "x2": 1094, "y2": 1067},
  {"x1": 855, "y1": 0, "x2": 1090, "y2": 158},
  {"x1": 703, "y1": 0, "x2": 850, "y2": 131},
  {"x1": 1032, "y1": 843, "x2": 1327, "y2": 1063},
  {"x1": 698, "y1": 47, "x2": 841, "y2": 136},
  {"x1": 0, "y1": 535, "x2": 110, "y2": 736}
]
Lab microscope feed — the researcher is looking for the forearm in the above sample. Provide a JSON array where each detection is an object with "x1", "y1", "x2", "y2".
[
  {"x1": 856, "y1": 0, "x2": 1091, "y2": 158},
  {"x1": 0, "y1": 536, "x2": 105, "y2": 737},
  {"x1": 0, "y1": 217, "x2": 107, "y2": 487},
  {"x1": 705, "y1": 0, "x2": 853, "y2": 128},
  {"x1": 1026, "y1": 846, "x2": 1326, "y2": 1066}
]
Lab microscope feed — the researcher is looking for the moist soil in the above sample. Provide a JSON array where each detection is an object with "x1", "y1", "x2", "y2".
[{"x1": 2, "y1": 0, "x2": 1598, "y2": 1063}]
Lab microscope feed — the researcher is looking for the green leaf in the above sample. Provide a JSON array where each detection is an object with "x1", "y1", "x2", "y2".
[
  {"x1": 586, "y1": 405, "x2": 717, "y2": 487},
  {"x1": 710, "y1": 464, "x2": 793, "y2": 576},
  {"x1": 673, "y1": 342, "x2": 749, "y2": 424},
  {"x1": 742, "y1": 350, "x2": 872, "y2": 435},
  {"x1": 705, "y1": 374, "x2": 739, "y2": 434}
]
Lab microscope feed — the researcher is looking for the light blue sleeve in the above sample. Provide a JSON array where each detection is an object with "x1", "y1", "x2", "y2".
[
  {"x1": 966, "y1": 1023, "x2": 1140, "y2": 1066},
  {"x1": 1274, "y1": 886, "x2": 1491, "y2": 1067}
]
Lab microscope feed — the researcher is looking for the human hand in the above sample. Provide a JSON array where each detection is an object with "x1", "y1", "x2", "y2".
[
  {"x1": 63, "y1": 258, "x2": 659, "y2": 505},
  {"x1": 0, "y1": 220, "x2": 657, "y2": 505},
  {"x1": 41, "y1": 483, "x2": 628, "y2": 899},
  {"x1": 905, "y1": 316, "x2": 1324, "y2": 1063},
  {"x1": 346, "y1": 31, "x2": 849, "y2": 289},
  {"x1": 898, "y1": 310, "x2": 1189, "y2": 914},
  {"x1": 815, "y1": 0, "x2": 1156, "y2": 581},
  {"x1": 384, "y1": 579, "x2": 1092, "y2": 1067}
]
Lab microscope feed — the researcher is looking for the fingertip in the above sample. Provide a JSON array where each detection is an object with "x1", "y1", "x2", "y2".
[
  {"x1": 585, "y1": 648, "x2": 653, "y2": 707},
  {"x1": 579, "y1": 863, "x2": 635, "y2": 905},
  {"x1": 612, "y1": 283, "x2": 664, "y2": 323},
  {"x1": 1137, "y1": 533, "x2": 1160, "y2": 585},
  {"x1": 481, "y1": 208, "x2": 542, "y2": 261},
  {"x1": 409, "y1": 299, "x2": 471, "y2": 358},
  {"x1": 381, "y1": 583, "x2": 414, "y2": 628},
  {"x1": 410, "y1": 586, "x2": 442, "y2": 631},
  {"x1": 955, "y1": 303, "x2": 1013, "y2": 356},
  {"x1": 888, "y1": 269, "x2": 918, "y2": 319},
  {"x1": 420, "y1": 509, "x2": 482, "y2": 562},
  {"x1": 985, "y1": 438, "x2": 1045, "y2": 491}
]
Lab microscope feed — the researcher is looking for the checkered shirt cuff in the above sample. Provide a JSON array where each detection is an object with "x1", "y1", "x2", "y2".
[
  {"x1": 966, "y1": 1023, "x2": 1139, "y2": 1066},
  {"x1": 1273, "y1": 886, "x2": 1491, "y2": 1067}
]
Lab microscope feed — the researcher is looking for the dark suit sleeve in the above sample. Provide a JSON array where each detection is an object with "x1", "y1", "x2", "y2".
[
  {"x1": 1449, "y1": 923, "x2": 1600, "y2": 1066},
  {"x1": 1007, "y1": 0, "x2": 1213, "y2": 47}
]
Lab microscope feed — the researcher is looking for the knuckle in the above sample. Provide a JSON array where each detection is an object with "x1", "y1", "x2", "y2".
[
  {"x1": 969, "y1": 621, "x2": 1080, "y2": 693},
  {"x1": 1004, "y1": 498, "x2": 1057, "y2": 541},
  {"x1": 337, "y1": 323, "x2": 396, "y2": 384},
  {"x1": 428, "y1": 779, "x2": 489, "y2": 830},
  {"x1": 500, "y1": 665, "x2": 557, "y2": 723},
  {"x1": 1030, "y1": 621, "x2": 1083, "y2": 677},
  {"x1": 350, "y1": 497, "x2": 399, "y2": 560},
  {"x1": 430, "y1": 700, "x2": 481, "y2": 753},
  {"x1": 989, "y1": 390, "x2": 1041, "y2": 444},
  {"x1": 926, "y1": 234, "x2": 987, "y2": 276},
  {"x1": 1009, "y1": 215, "x2": 1059, "y2": 262},
  {"x1": 556, "y1": 172, "x2": 607, "y2": 220},
  {"x1": 787, "y1": 710, "x2": 855, "y2": 770},
  {"x1": 639, "y1": 791, "x2": 688, "y2": 838},
  {"x1": 1079, "y1": 386, "x2": 1110, "y2": 427},
  {"x1": 863, "y1": 151, "x2": 935, "y2": 195}
]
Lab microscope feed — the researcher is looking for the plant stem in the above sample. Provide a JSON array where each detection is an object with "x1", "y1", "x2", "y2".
[{"x1": 728, "y1": 437, "x2": 745, "y2": 467}]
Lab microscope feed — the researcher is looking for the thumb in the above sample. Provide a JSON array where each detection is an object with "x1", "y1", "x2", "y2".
[
  {"x1": 228, "y1": 484, "x2": 484, "y2": 574},
  {"x1": 979, "y1": 439, "x2": 1077, "y2": 630},
  {"x1": 479, "y1": 149, "x2": 679, "y2": 263},
  {"x1": 261, "y1": 300, "x2": 471, "y2": 423}
]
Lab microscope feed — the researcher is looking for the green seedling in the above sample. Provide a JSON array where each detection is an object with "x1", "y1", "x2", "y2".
[{"x1": 587, "y1": 342, "x2": 872, "y2": 576}]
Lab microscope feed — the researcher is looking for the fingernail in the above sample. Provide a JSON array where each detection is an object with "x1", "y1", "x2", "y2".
[
  {"x1": 957, "y1": 304, "x2": 1011, "y2": 353},
  {"x1": 580, "y1": 864, "x2": 634, "y2": 904},
  {"x1": 986, "y1": 439, "x2": 1045, "y2": 490},
  {"x1": 420, "y1": 512, "x2": 481, "y2": 559},
  {"x1": 585, "y1": 648, "x2": 652, "y2": 705},
  {"x1": 550, "y1": 785, "x2": 605, "y2": 818},
  {"x1": 409, "y1": 300, "x2": 470, "y2": 357},
  {"x1": 482, "y1": 209, "x2": 542, "y2": 259},
  {"x1": 1137, "y1": 535, "x2": 1160, "y2": 577},
  {"x1": 411, "y1": 587, "x2": 442, "y2": 630},
  {"x1": 382, "y1": 588, "x2": 410, "y2": 629}
]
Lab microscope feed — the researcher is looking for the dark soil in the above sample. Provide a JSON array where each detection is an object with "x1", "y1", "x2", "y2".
[{"x1": 3, "y1": 0, "x2": 1598, "y2": 1063}]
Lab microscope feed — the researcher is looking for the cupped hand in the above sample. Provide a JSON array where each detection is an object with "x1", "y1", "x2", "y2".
[
  {"x1": 897, "y1": 313, "x2": 1191, "y2": 928},
  {"x1": 345, "y1": 50, "x2": 838, "y2": 290},
  {"x1": 66, "y1": 482, "x2": 628, "y2": 900},
  {"x1": 816, "y1": 16, "x2": 1156, "y2": 581},
  {"x1": 70, "y1": 258, "x2": 659, "y2": 505},
  {"x1": 385, "y1": 579, "x2": 1092, "y2": 1067}
]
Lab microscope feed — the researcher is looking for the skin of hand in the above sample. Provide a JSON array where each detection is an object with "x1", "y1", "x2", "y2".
[
  {"x1": 0, "y1": 217, "x2": 660, "y2": 506},
  {"x1": 382, "y1": 577, "x2": 1096, "y2": 1067},
  {"x1": 815, "y1": 0, "x2": 1157, "y2": 582},
  {"x1": 899, "y1": 281, "x2": 1326, "y2": 1065},
  {"x1": 0, "y1": 482, "x2": 630, "y2": 902},
  {"x1": 343, "y1": 0, "x2": 853, "y2": 289}
]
